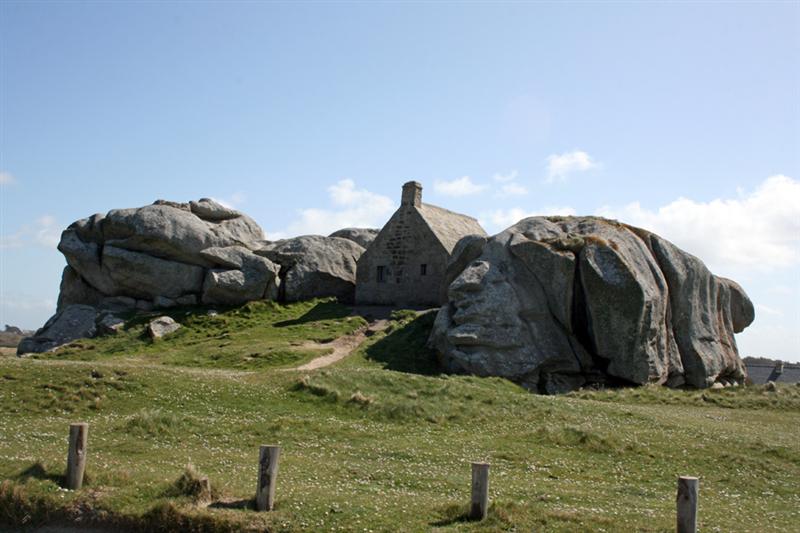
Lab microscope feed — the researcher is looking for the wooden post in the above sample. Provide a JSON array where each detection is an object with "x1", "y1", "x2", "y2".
[
  {"x1": 65, "y1": 423, "x2": 88, "y2": 490},
  {"x1": 256, "y1": 445, "x2": 281, "y2": 511},
  {"x1": 676, "y1": 476, "x2": 699, "y2": 533},
  {"x1": 470, "y1": 462, "x2": 490, "y2": 520}
]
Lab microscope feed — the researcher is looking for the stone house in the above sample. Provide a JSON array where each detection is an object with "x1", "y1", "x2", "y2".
[{"x1": 355, "y1": 181, "x2": 486, "y2": 307}]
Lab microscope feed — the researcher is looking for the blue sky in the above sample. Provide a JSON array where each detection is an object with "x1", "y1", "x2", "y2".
[{"x1": 1, "y1": 2, "x2": 798, "y2": 361}]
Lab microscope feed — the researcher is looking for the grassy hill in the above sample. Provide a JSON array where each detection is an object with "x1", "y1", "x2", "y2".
[{"x1": 1, "y1": 299, "x2": 798, "y2": 532}]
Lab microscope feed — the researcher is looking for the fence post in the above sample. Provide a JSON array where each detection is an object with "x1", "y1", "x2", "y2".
[
  {"x1": 66, "y1": 423, "x2": 89, "y2": 490},
  {"x1": 256, "y1": 445, "x2": 281, "y2": 511},
  {"x1": 470, "y1": 462, "x2": 490, "y2": 520},
  {"x1": 676, "y1": 476, "x2": 699, "y2": 533}
]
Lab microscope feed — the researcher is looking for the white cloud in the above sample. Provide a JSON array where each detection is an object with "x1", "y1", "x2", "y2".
[
  {"x1": 490, "y1": 170, "x2": 527, "y2": 197},
  {"x1": 0, "y1": 215, "x2": 61, "y2": 249},
  {"x1": 492, "y1": 170, "x2": 518, "y2": 183},
  {"x1": 755, "y1": 303, "x2": 783, "y2": 317},
  {"x1": 545, "y1": 150, "x2": 596, "y2": 183},
  {"x1": 433, "y1": 176, "x2": 488, "y2": 197},
  {"x1": 33, "y1": 215, "x2": 60, "y2": 247},
  {"x1": 270, "y1": 179, "x2": 395, "y2": 239},
  {"x1": 0, "y1": 171, "x2": 14, "y2": 186},
  {"x1": 212, "y1": 192, "x2": 247, "y2": 209},
  {"x1": 480, "y1": 208, "x2": 536, "y2": 230},
  {"x1": 479, "y1": 205, "x2": 576, "y2": 232},
  {"x1": 597, "y1": 175, "x2": 800, "y2": 276},
  {"x1": 497, "y1": 182, "x2": 528, "y2": 197}
]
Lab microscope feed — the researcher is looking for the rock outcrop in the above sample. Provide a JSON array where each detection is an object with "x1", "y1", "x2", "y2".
[
  {"x1": 429, "y1": 216, "x2": 754, "y2": 393},
  {"x1": 18, "y1": 198, "x2": 372, "y2": 354},
  {"x1": 255, "y1": 236, "x2": 364, "y2": 303},
  {"x1": 328, "y1": 228, "x2": 379, "y2": 249},
  {"x1": 53, "y1": 198, "x2": 277, "y2": 315}
]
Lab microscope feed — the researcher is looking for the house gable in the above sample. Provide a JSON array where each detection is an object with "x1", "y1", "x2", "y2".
[
  {"x1": 354, "y1": 181, "x2": 488, "y2": 307},
  {"x1": 355, "y1": 205, "x2": 448, "y2": 306}
]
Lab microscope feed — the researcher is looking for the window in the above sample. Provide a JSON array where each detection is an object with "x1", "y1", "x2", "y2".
[
  {"x1": 420, "y1": 264, "x2": 427, "y2": 276},
  {"x1": 377, "y1": 266, "x2": 386, "y2": 283}
]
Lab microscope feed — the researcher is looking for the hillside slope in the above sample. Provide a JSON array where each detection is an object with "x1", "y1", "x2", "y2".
[{"x1": 1, "y1": 300, "x2": 798, "y2": 532}]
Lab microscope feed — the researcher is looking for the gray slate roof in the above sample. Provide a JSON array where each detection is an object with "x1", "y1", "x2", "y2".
[
  {"x1": 417, "y1": 203, "x2": 487, "y2": 254},
  {"x1": 745, "y1": 362, "x2": 800, "y2": 384}
]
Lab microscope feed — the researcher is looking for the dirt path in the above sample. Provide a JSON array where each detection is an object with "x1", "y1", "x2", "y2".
[{"x1": 290, "y1": 319, "x2": 389, "y2": 371}]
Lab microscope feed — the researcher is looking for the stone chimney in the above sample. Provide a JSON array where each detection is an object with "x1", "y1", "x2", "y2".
[
  {"x1": 401, "y1": 181, "x2": 422, "y2": 207},
  {"x1": 775, "y1": 360, "x2": 784, "y2": 375}
]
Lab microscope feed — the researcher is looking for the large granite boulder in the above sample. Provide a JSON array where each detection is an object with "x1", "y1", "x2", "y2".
[
  {"x1": 255, "y1": 235, "x2": 365, "y2": 303},
  {"x1": 429, "y1": 216, "x2": 754, "y2": 393},
  {"x1": 54, "y1": 199, "x2": 270, "y2": 313},
  {"x1": 21, "y1": 199, "x2": 281, "y2": 353},
  {"x1": 328, "y1": 228, "x2": 379, "y2": 249},
  {"x1": 21, "y1": 202, "x2": 374, "y2": 354}
]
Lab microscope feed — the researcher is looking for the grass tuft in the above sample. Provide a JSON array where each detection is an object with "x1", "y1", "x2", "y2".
[
  {"x1": 170, "y1": 464, "x2": 215, "y2": 501},
  {"x1": 125, "y1": 408, "x2": 183, "y2": 436},
  {"x1": 348, "y1": 390, "x2": 374, "y2": 406}
]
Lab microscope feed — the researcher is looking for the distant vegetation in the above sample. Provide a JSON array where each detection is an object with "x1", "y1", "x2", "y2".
[
  {"x1": 0, "y1": 325, "x2": 31, "y2": 351},
  {"x1": 743, "y1": 356, "x2": 792, "y2": 365},
  {"x1": 1, "y1": 299, "x2": 798, "y2": 531}
]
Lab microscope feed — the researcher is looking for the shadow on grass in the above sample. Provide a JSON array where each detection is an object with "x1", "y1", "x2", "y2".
[
  {"x1": 275, "y1": 300, "x2": 351, "y2": 327},
  {"x1": 363, "y1": 312, "x2": 440, "y2": 375},
  {"x1": 430, "y1": 503, "x2": 473, "y2": 527},
  {"x1": 15, "y1": 462, "x2": 64, "y2": 485},
  {"x1": 431, "y1": 502, "x2": 513, "y2": 528},
  {"x1": 207, "y1": 498, "x2": 255, "y2": 510}
]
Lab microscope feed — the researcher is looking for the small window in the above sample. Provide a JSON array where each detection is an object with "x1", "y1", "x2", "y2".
[
  {"x1": 420, "y1": 264, "x2": 427, "y2": 276},
  {"x1": 377, "y1": 266, "x2": 386, "y2": 283}
]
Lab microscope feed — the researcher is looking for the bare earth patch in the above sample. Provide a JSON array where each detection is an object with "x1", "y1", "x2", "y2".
[{"x1": 291, "y1": 319, "x2": 389, "y2": 371}]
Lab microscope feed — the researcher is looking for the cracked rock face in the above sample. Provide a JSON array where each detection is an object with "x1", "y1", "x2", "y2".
[
  {"x1": 429, "y1": 216, "x2": 754, "y2": 393},
  {"x1": 255, "y1": 235, "x2": 365, "y2": 304}
]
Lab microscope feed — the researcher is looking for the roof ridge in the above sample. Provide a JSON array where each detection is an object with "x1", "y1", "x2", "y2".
[{"x1": 419, "y1": 202, "x2": 481, "y2": 222}]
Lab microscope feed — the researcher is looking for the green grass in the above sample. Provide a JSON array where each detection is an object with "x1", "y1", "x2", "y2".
[
  {"x1": 340, "y1": 310, "x2": 441, "y2": 375},
  {"x1": 1, "y1": 300, "x2": 798, "y2": 532},
  {"x1": 36, "y1": 298, "x2": 367, "y2": 371}
]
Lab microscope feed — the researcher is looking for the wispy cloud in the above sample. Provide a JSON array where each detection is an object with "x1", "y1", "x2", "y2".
[
  {"x1": 433, "y1": 176, "x2": 488, "y2": 197},
  {"x1": 497, "y1": 182, "x2": 528, "y2": 197},
  {"x1": 0, "y1": 215, "x2": 61, "y2": 249},
  {"x1": 490, "y1": 169, "x2": 528, "y2": 197},
  {"x1": 492, "y1": 170, "x2": 519, "y2": 183},
  {"x1": 596, "y1": 175, "x2": 800, "y2": 275},
  {"x1": 269, "y1": 179, "x2": 395, "y2": 239},
  {"x1": 211, "y1": 192, "x2": 247, "y2": 209},
  {"x1": 545, "y1": 150, "x2": 597, "y2": 183},
  {"x1": 755, "y1": 303, "x2": 783, "y2": 317},
  {"x1": 0, "y1": 171, "x2": 15, "y2": 186}
]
